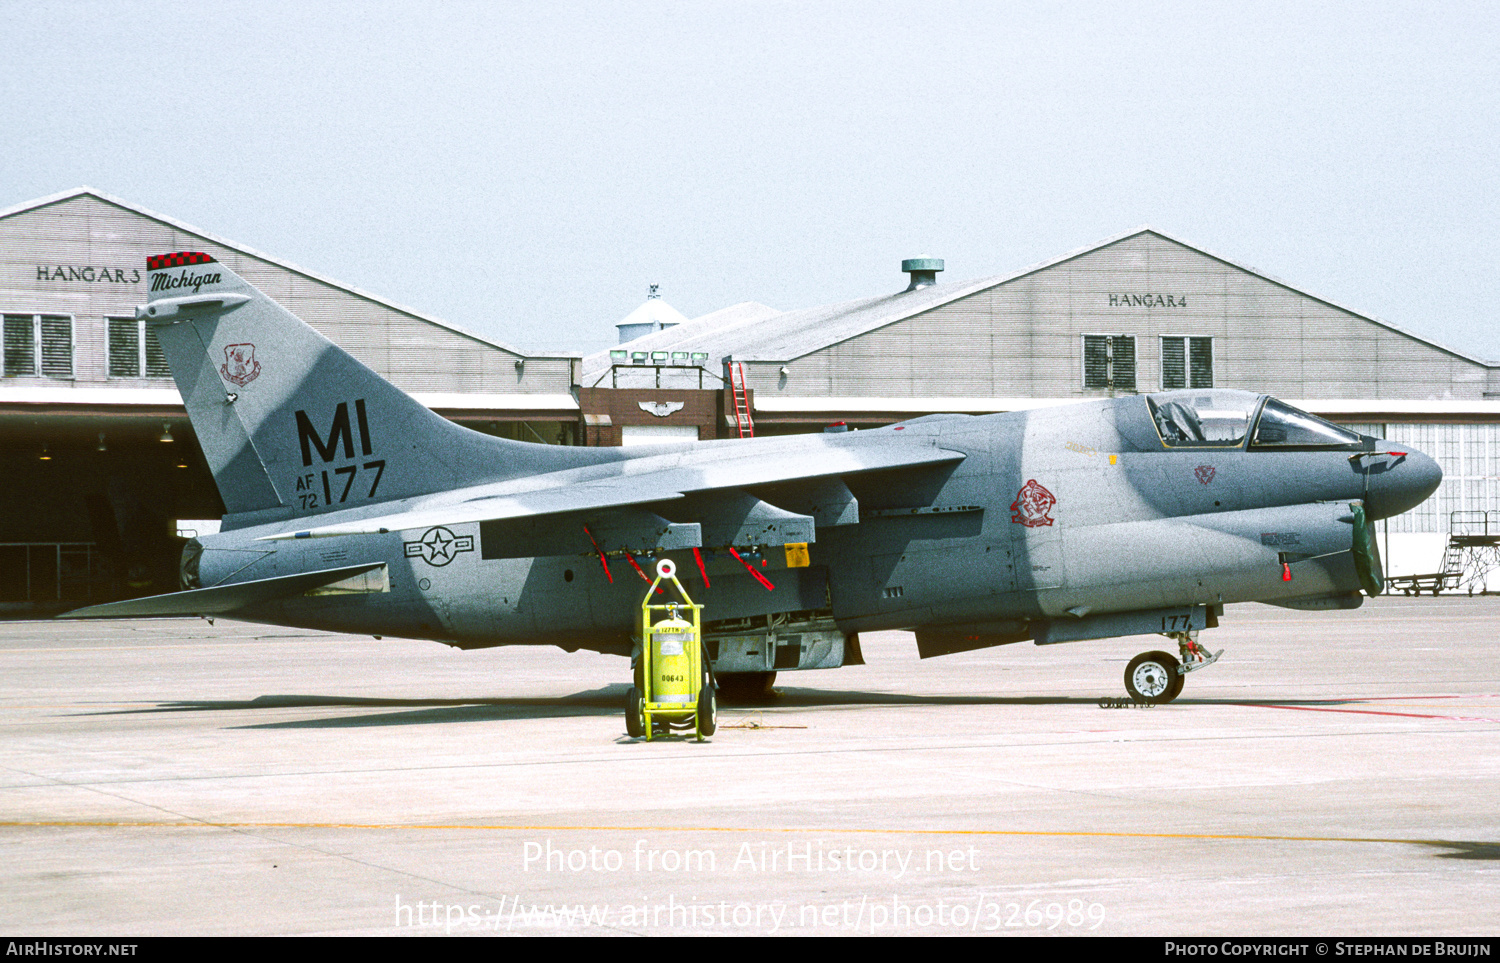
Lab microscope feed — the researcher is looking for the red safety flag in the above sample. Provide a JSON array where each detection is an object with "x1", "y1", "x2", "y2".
[
  {"x1": 624, "y1": 552, "x2": 651, "y2": 583},
  {"x1": 692, "y1": 547, "x2": 711, "y2": 589},
  {"x1": 583, "y1": 525, "x2": 612, "y2": 583},
  {"x1": 729, "y1": 546, "x2": 774, "y2": 591}
]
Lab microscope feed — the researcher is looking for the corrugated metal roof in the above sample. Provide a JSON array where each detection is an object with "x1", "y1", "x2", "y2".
[
  {"x1": 0, "y1": 187, "x2": 579, "y2": 362},
  {"x1": 582, "y1": 226, "x2": 1497, "y2": 376}
]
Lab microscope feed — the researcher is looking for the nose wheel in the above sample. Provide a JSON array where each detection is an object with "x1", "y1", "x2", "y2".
[
  {"x1": 1124, "y1": 633, "x2": 1223, "y2": 704},
  {"x1": 1125, "y1": 651, "x2": 1183, "y2": 704}
]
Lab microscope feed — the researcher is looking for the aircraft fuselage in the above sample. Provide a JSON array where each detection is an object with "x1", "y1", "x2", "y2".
[{"x1": 189, "y1": 390, "x2": 1439, "y2": 663}]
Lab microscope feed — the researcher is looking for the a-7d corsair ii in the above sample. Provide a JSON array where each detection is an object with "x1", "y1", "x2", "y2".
[{"x1": 63, "y1": 253, "x2": 1442, "y2": 704}]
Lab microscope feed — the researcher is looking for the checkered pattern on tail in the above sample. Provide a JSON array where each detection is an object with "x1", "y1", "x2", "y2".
[{"x1": 147, "y1": 252, "x2": 217, "y2": 271}]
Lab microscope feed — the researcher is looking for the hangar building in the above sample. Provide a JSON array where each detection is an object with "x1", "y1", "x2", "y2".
[{"x1": 0, "y1": 188, "x2": 578, "y2": 608}]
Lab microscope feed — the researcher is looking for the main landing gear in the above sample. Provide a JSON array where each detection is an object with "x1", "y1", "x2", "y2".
[
  {"x1": 1124, "y1": 632, "x2": 1222, "y2": 704},
  {"x1": 715, "y1": 671, "x2": 777, "y2": 704}
]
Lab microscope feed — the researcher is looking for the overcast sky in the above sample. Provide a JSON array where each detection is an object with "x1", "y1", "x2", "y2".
[{"x1": 4, "y1": 1, "x2": 1497, "y2": 360}]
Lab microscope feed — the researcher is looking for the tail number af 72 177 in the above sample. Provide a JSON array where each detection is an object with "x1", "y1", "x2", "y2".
[{"x1": 292, "y1": 399, "x2": 386, "y2": 509}]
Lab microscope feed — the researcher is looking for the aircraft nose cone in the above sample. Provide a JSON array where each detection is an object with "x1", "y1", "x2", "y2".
[{"x1": 1364, "y1": 445, "x2": 1442, "y2": 520}]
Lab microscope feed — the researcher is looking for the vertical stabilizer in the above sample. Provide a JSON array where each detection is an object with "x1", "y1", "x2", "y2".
[{"x1": 142, "y1": 253, "x2": 585, "y2": 524}]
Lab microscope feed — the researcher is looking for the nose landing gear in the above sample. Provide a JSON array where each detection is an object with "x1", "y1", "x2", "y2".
[{"x1": 1124, "y1": 633, "x2": 1223, "y2": 704}]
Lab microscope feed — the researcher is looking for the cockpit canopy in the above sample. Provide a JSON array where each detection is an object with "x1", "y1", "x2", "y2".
[
  {"x1": 1147, "y1": 390, "x2": 1256, "y2": 446},
  {"x1": 1146, "y1": 390, "x2": 1364, "y2": 449}
]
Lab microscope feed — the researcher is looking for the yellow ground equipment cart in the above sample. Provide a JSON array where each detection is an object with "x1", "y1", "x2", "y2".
[{"x1": 626, "y1": 558, "x2": 716, "y2": 741}]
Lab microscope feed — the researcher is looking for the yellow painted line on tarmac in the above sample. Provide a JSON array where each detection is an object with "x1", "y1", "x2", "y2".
[{"x1": 0, "y1": 820, "x2": 1477, "y2": 847}]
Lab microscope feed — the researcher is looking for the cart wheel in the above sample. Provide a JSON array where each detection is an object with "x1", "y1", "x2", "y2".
[
  {"x1": 696, "y1": 685, "x2": 717, "y2": 738},
  {"x1": 625, "y1": 686, "x2": 645, "y2": 738}
]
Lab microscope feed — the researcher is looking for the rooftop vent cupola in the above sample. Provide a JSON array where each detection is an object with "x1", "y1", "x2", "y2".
[
  {"x1": 615, "y1": 285, "x2": 688, "y2": 344},
  {"x1": 902, "y1": 257, "x2": 944, "y2": 292}
]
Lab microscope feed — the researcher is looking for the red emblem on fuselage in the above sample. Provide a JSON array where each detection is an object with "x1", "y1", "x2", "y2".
[
  {"x1": 1195, "y1": 465, "x2": 1216, "y2": 485},
  {"x1": 1010, "y1": 479, "x2": 1056, "y2": 527},
  {"x1": 220, "y1": 343, "x2": 261, "y2": 387}
]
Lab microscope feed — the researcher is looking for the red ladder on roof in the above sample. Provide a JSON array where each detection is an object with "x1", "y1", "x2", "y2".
[{"x1": 729, "y1": 362, "x2": 754, "y2": 438}]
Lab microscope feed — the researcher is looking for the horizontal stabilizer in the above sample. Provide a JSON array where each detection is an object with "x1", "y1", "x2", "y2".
[{"x1": 57, "y1": 563, "x2": 386, "y2": 619}]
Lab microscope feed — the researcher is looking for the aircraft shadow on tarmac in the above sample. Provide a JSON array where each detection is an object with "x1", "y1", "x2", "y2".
[
  {"x1": 78, "y1": 688, "x2": 628, "y2": 728},
  {"x1": 1422, "y1": 840, "x2": 1500, "y2": 861},
  {"x1": 67, "y1": 686, "x2": 1415, "y2": 729}
]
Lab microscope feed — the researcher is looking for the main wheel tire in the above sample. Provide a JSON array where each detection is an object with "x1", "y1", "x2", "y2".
[
  {"x1": 1125, "y1": 651, "x2": 1182, "y2": 704},
  {"x1": 625, "y1": 685, "x2": 645, "y2": 738},
  {"x1": 696, "y1": 686, "x2": 717, "y2": 738},
  {"x1": 716, "y1": 671, "x2": 777, "y2": 704}
]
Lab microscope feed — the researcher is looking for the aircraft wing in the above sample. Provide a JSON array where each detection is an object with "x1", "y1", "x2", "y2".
[
  {"x1": 260, "y1": 440, "x2": 964, "y2": 540},
  {"x1": 57, "y1": 563, "x2": 386, "y2": 619}
]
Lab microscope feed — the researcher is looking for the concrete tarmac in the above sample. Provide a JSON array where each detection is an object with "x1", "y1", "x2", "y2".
[{"x1": 0, "y1": 596, "x2": 1496, "y2": 936}]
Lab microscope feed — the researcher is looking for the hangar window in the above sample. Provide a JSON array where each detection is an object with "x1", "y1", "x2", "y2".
[
  {"x1": 1161, "y1": 336, "x2": 1212, "y2": 389},
  {"x1": 3, "y1": 314, "x2": 73, "y2": 379},
  {"x1": 1083, "y1": 335, "x2": 1136, "y2": 391},
  {"x1": 108, "y1": 318, "x2": 171, "y2": 379}
]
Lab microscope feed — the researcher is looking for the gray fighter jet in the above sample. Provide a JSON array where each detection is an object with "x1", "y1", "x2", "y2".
[{"x1": 62, "y1": 253, "x2": 1443, "y2": 704}]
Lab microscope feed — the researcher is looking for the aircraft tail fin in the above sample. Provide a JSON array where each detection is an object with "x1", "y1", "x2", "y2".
[{"x1": 143, "y1": 253, "x2": 586, "y2": 524}]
